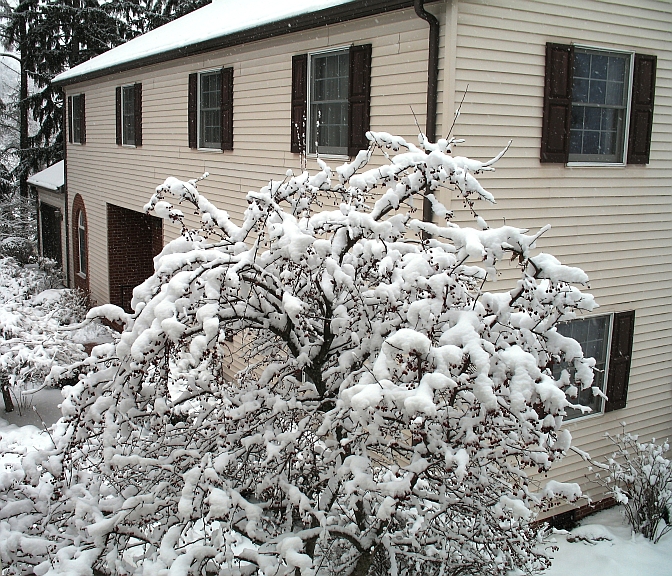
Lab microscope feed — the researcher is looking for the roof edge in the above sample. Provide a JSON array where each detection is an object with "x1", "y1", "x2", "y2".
[{"x1": 54, "y1": 0, "x2": 422, "y2": 87}]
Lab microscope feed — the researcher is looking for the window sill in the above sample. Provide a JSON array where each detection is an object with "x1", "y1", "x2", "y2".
[
  {"x1": 196, "y1": 147, "x2": 224, "y2": 153},
  {"x1": 120, "y1": 144, "x2": 137, "y2": 149},
  {"x1": 307, "y1": 153, "x2": 349, "y2": 161},
  {"x1": 563, "y1": 408, "x2": 605, "y2": 424},
  {"x1": 566, "y1": 161, "x2": 626, "y2": 168},
  {"x1": 76, "y1": 271, "x2": 87, "y2": 279}
]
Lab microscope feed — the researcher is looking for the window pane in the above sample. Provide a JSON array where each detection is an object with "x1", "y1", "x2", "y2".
[
  {"x1": 607, "y1": 56, "x2": 625, "y2": 81},
  {"x1": 574, "y1": 52, "x2": 590, "y2": 78},
  {"x1": 601, "y1": 108, "x2": 616, "y2": 130},
  {"x1": 585, "y1": 107, "x2": 601, "y2": 130},
  {"x1": 605, "y1": 80, "x2": 623, "y2": 106},
  {"x1": 556, "y1": 315, "x2": 611, "y2": 420},
  {"x1": 569, "y1": 130, "x2": 582, "y2": 154},
  {"x1": 72, "y1": 95, "x2": 81, "y2": 143},
  {"x1": 588, "y1": 79, "x2": 606, "y2": 104},
  {"x1": 569, "y1": 49, "x2": 630, "y2": 163},
  {"x1": 590, "y1": 54, "x2": 608, "y2": 79},
  {"x1": 309, "y1": 50, "x2": 349, "y2": 155},
  {"x1": 199, "y1": 72, "x2": 221, "y2": 148},
  {"x1": 573, "y1": 78, "x2": 589, "y2": 103},
  {"x1": 583, "y1": 130, "x2": 599, "y2": 154},
  {"x1": 122, "y1": 86, "x2": 135, "y2": 145},
  {"x1": 600, "y1": 130, "x2": 614, "y2": 155}
]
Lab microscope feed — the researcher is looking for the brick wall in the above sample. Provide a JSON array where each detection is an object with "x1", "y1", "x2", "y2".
[{"x1": 107, "y1": 204, "x2": 163, "y2": 311}]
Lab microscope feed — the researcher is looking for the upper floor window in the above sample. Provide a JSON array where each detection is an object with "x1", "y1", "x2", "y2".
[
  {"x1": 291, "y1": 45, "x2": 371, "y2": 158},
  {"x1": 309, "y1": 49, "x2": 349, "y2": 155},
  {"x1": 569, "y1": 49, "x2": 631, "y2": 163},
  {"x1": 200, "y1": 71, "x2": 221, "y2": 149},
  {"x1": 116, "y1": 83, "x2": 142, "y2": 147},
  {"x1": 541, "y1": 43, "x2": 656, "y2": 165},
  {"x1": 68, "y1": 94, "x2": 86, "y2": 144},
  {"x1": 188, "y1": 68, "x2": 233, "y2": 151}
]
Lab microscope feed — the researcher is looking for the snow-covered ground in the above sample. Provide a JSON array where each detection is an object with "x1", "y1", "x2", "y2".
[
  {"x1": 0, "y1": 412, "x2": 670, "y2": 576},
  {"x1": 546, "y1": 508, "x2": 672, "y2": 576}
]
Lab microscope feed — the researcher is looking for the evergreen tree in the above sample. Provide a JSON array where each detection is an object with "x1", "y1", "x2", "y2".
[
  {"x1": 109, "y1": 0, "x2": 210, "y2": 36},
  {"x1": 1, "y1": 0, "x2": 209, "y2": 188}
]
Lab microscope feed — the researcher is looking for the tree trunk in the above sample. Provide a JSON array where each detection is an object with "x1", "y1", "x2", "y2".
[
  {"x1": 350, "y1": 550, "x2": 373, "y2": 576},
  {"x1": 19, "y1": 10, "x2": 29, "y2": 197},
  {"x1": 2, "y1": 382, "x2": 14, "y2": 412}
]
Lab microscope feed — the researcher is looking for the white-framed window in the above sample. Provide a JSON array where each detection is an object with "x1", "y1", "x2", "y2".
[
  {"x1": 199, "y1": 70, "x2": 222, "y2": 149},
  {"x1": 555, "y1": 314, "x2": 613, "y2": 419},
  {"x1": 77, "y1": 210, "x2": 87, "y2": 277},
  {"x1": 541, "y1": 44, "x2": 656, "y2": 165},
  {"x1": 568, "y1": 47, "x2": 634, "y2": 164},
  {"x1": 308, "y1": 48, "x2": 350, "y2": 156},
  {"x1": 121, "y1": 85, "x2": 136, "y2": 146}
]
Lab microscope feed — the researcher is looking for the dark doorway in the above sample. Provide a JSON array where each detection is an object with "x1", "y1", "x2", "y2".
[
  {"x1": 39, "y1": 202, "x2": 62, "y2": 265},
  {"x1": 107, "y1": 204, "x2": 163, "y2": 312}
]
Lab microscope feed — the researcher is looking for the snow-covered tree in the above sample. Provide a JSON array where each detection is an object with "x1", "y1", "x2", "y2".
[{"x1": 0, "y1": 131, "x2": 597, "y2": 576}]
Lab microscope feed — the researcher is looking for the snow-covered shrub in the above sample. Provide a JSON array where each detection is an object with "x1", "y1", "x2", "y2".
[
  {"x1": 0, "y1": 236, "x2": 34, "y2": 264},
  {"x1": 0, "y1": 131, "x2": 598, "y2": 576},
  {"x1": 0, "y1": 191, "x2": 36, "y2": 244},
  {"x1": 0, "y1": 259, "x2": 110, "y2": 413},
  {"x1": 590, "y1": 427, "x2": 672, "y2": 543}
]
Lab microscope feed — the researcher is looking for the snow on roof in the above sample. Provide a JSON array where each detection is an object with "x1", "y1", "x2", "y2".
[
  {"x1": 27, "y1": 160, "x2": 64, "y2": 191},
  {"x1": 54, "y1": 0, "x2": 356, "y2": 84}
]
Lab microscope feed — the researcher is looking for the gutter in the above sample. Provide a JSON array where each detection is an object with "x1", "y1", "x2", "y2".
[
  {"x1": 63, "y1": 98, "x2": 71, "y2": 288},
  {"x1": 54, "y1": 0, "x2": 437, "y2": 87},
  {"x1": 414, "y1": 0, "x2": 440, "y2": 224}
]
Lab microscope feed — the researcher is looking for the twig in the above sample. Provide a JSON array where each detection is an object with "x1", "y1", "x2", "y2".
[
  {"x1": 447, "y1": 84, "x2": 469, "y2": 140},
  {"x1": 33, "y1": 405, "x2": 57, "y2": 448}
]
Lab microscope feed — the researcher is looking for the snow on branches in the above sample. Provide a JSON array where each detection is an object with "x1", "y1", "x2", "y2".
[{"x1": 0, "y1": 132, "x2": 597, "y2": 576}]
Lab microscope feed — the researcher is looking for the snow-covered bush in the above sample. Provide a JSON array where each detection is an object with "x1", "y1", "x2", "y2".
[
  {"x1": 0, "y1": 258, "x2": 106, "y2": 413},
  {"x1": 0, "y1": 192, "x2": 36, "y2": 244},
  {"x1": 0, "y1": 236, "x2": 34, "y2": 264},
  {"x1": 590, "y1": 427, "x2": 672, "y2": 543},
  {"x1": 0, "y1": 131, "x2": 597, "y2": 576}
]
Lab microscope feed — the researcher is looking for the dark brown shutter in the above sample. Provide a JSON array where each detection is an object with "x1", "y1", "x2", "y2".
[
  {"x1": 220, "y1": 67, "x2": 233, "y2": 151},
  {"x1": 605, "y1": 310, "x2": 635, "y2": 412},
  {"x1": 541, "y1": 43, "x2": 573, "y2": 163},
  {"x1": 627, "y1": 54, "x2": 656, "y2": 165},
  {"x1": 134, "y1": 83, "x2": 143, "y2": 147},
  {"x1": 348, "y1": 43, "x2": 372, "y2": 157},
  {"x1": 80, "y1": 94, "x2": 86, "y2": 144},
  {"x1": 188, "y1": 73, "x2": 198, "y2": 149},
  {"x1": 115, "y1": 87, "x2": 122, "y2": 145},
  {"x1": 68, "y1": 96, "x2": 73, "y2": 144},
  {"x1": 291, "y1": 54, "x2": 307, "y2": 154}
]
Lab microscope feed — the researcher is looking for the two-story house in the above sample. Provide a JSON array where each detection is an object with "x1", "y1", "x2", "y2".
[{"x1": 49, "y1": 0, "x2": 671, "y2": 518}]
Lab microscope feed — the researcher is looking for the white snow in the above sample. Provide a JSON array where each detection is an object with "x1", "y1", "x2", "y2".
[
  {"x1": 26, "y1": 161, "x2": 64, "y2": 191},
  {"x1": 53, "y1": 0, "x2": 356, "y2": 84},
  {"x1": 545, "y1": 508, "x2": 672, "y2": 576}
]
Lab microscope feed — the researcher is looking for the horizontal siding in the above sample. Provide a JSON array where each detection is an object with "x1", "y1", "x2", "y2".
[
  {"x1": 451, "y1": 0, "x2": 672, "y2": 508},
  {"x1": 65, "y1": 7, "x2": 435, "y2": 308},
  {"x1": 65, "y1": 0, "x2": 671, "y2": 501}
]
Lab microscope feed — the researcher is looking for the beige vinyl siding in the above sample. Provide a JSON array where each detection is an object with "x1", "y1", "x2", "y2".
[{"x1": 450, "y1": 0, "x2": 672, "y2": 510}]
